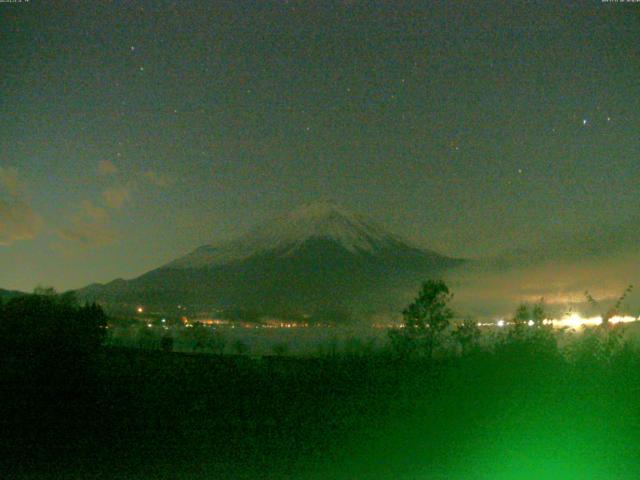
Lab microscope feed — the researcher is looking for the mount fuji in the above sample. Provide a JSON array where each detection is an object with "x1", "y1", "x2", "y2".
[{"x1": 78, "y1": 203, "x2": 464, "y2": 321}]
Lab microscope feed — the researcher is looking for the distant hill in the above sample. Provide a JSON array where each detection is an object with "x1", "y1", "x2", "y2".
[
  {"x1": 78, "y1": 203, "x2": 464, "y2": 321},
  {"x1": 0, "y1": 288, "x2": 26, "y2": 301}
]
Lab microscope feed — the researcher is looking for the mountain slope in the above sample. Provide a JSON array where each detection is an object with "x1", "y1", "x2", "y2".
[
  {"x1": 0, "y1": 288, "x2": 26, "y2": 301},
  {"x1": 78, "y1": 203, "x2": 464, "y2": 320},
  {"x1": 166, "y1": 202, "x2": 422, "y2": 268}
]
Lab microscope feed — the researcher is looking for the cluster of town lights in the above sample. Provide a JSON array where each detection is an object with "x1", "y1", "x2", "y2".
[
  {"x1": 135, "y1": 305, "x2": 637, "y2": 331},
  {"x1": 491, "y1": 313, "x2": 638, "y2": 329}
]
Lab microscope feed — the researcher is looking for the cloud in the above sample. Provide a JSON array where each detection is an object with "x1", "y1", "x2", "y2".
[
  {"x1": 81, "y1": 199, "x2": 109, "y2": 222},
  {"x1": 0, "y1": 198, "x2": 43, "y2": 246},
  {"x1": 0, "y1": 167, "x2": 42, "y2": 246},
  {"x1": 490, "y1": 215, "x2": 640, "y2": 268},
  {"x1": 451, "y1": 251, "x2": 640, "y2": 320},
  {"x1": 102, "y1": 185, "x2": 130, "y2": 209},
  {"x1": 58, "y1": 221, "x2": 118, "y2": 248},
  {"x1": 0, "y1": 167, "x2": 20, "y2": 197},
  {"x1": 57, "y1": 200, "x2": 118, "y2": 248},
  {"x1": 143, "y1": 170, "x2": 172, "y2": 187},
  {"x1": 98, "y1": 160, "x2": 118, "y2": 176}
]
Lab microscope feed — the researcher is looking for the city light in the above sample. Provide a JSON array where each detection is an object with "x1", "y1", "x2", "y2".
[
  {"x1": 609, "y1": 315, "x2": 637, "y2": 325},
  {"x1": 547, "y1": 314, "x2": 637, "y2": 329},
  {"x1": 554, "y1": 313, "x2": 600, "y2": 329},
  {"x1": 487, "y1": 314, "x2": 639, "y2": 330}
]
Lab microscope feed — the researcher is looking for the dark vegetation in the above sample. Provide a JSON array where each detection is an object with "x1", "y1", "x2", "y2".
[
  {"x1": 0, "y1": 287, "x2": 26, "y2": 301},
  {"x1": 2, "y1": 284, "x2": 640, "y2": 479}
]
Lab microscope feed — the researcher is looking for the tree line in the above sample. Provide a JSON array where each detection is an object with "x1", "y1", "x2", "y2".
[
  {"x1": 0, "y1": 287, "x2": 107, "y2": 358},
  {"x1": 388, "y1": 279, "x2": 635, "y2": 362}
]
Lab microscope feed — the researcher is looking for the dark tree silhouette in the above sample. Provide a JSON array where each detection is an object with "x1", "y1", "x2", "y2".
[
  {"x1": 513, "y1": 304, "x2": 529, "y2": 326},
  {"x1": 531, "y1": 299, "x2": 546, "y2": 326},
  {"x1": 452, "y1": 317, "x2": 481, "y2": 355},
  {"x1": 161, "y1": 333, "x2": 174, "y2": 352},
  {"x1": 499, "y1": 300, "x2": 557, "y2": 360},
  {"x1": 395, "y1": 279, "x2": 454, "y2": 358},
  {"x1": 233, "y1": 339, "x2": 249, "y2": 356},
  {"x1": 272, "y1": 342, "x2": 289, "y2": 356},
  {"x1": 209, "y1": 330, "x2": 227, "y2": 355},
  {"x1": 0, "y1": 289, "x2": 107, "y2": 357},
  {"x1": 585, "y1": 285, "x2": 633, "y2": 327}
]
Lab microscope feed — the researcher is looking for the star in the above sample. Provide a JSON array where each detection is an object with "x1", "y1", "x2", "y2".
[{"x1": 582, "y1": 118, "x2": 588, "y2": 126}]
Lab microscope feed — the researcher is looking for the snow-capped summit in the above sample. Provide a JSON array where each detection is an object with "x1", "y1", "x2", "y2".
[
  {"x1": 165, "y1": 202, "x2": 413, "y2": 269},
  {"x1": 262, "y1": 202, "x2": 405, "y2": 251}
]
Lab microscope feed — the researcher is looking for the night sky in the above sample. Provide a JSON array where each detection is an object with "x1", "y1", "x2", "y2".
[{"x1": 1, "y1": 1, "x2": 639, "y2": 311}]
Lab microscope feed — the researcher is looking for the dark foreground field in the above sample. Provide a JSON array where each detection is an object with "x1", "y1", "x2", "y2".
[{"x1": 2, "y1": 345, "x2": 640, "y2": 479}]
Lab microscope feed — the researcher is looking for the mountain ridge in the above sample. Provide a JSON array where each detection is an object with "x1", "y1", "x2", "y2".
[
  {"x1": 165, "y1": 202, "x2": 430, "y2": 269},
  {"x1": 0, "y1": 288, "x2": 26, "y2": 301},
  {"x1": 77, "y1": 203, "x2": 464, "y2": 320}
]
